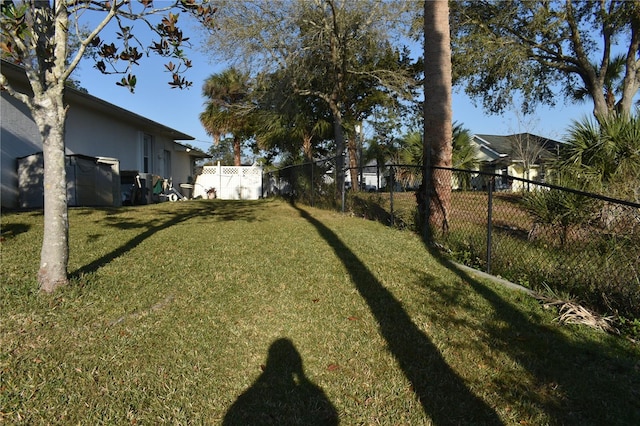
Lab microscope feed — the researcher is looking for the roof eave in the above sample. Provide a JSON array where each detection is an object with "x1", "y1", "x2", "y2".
[{"x1": 1, "y1": 59, "x2": 194, "y2": 141}]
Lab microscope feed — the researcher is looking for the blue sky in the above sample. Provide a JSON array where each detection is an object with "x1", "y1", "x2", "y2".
[{"x1": 74, "y1": 16, "x2": 593, "y2": 155}]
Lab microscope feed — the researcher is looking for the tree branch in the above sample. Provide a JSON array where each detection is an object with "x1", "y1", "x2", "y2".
[
  {"x1": 0, "y1": 73, "x2": 32, "y2": 107},
  {"x1": 63, "y1": 2, "x2": 120, "y2": 82}
]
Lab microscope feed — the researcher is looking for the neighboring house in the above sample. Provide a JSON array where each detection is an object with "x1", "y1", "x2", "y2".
[
  {"x1": 1, "y1": 60, "x2": 209, "y2": 209},
  {"x1": 344, "y1": 159, "x2": 387, "y2": 191},
  {"x1": 469, "y1": 133, "x2": 562, "y2": 191}
]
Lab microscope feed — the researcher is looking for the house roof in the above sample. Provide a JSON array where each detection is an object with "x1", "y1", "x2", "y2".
[
  {"x1": 174, "y1": 141, "x2": 210, "y2": 158},
  {"x1": 1, "y1": 60, "x2": 194, "y2": 141},
  {"x1": 472, "y1": 133, "x2": 562, "y2": 164}
]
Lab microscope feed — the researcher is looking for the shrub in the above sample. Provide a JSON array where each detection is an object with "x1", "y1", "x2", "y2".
[{"x1": 522, "y1": 187, "x2": 597, "y2": 246}]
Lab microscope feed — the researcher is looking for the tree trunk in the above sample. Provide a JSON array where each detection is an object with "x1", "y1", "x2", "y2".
[
  {"x1": 618, "y1": 13, "x2": 640, "y2": 116},
  {"x1": 302, "y1": 134, "x2": 313, "y2": 161},
  {"x1": 590, "y1": 84, "x2": 611, "y2": 120},
  {"x1": 329, "y1": 101, "x2": 345, "y2": 195},
  {"x1": 347, "y1": 135, "x2": 359, "y2": 191},
  {"x1": 233, "y1": 135, "x2": 241, "y2": 166},
  {"x1": 421, "y1": 0, "x2": 453, "y2": 239},
  {"x1": 33, "y1": 91, "x2": 70, "y2": 292}
]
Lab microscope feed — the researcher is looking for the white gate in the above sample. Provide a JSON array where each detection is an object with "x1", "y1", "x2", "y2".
[{"x1": 193, "y1": 163, "x2": 263, "y2": 200}]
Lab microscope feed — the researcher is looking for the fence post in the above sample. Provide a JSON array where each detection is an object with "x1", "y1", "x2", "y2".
[
  {"x1": 341, "y1": 157, "x2": 346, "y2": 213},
  {"x1": 390, "y1": 166, "x2": 395, "y2": 226},
  {"x1": 310, "y1": 161, "x2": 314, "y2": 207},
  {"x1": 486, "y1": 175, "x2": 494, "y2": 274},
  {"x1": 217, "y1": 161, "x2": 222, "y2": 199}
]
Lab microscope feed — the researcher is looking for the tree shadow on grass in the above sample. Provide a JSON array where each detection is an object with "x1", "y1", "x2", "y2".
[
  {"x1": 0, "y1": 223, "x2": 31, "y2": 239},
  {"x1": 423, "y1": 244, "x2": 640, "y2": 425},
  {"x1": 293, "y1": 204, "x2": 503, "y2": 425},
  {"x1": 223, "y1": 338, "x2": 338, "y2": 426},
  {"x1": 209, "y1": 200, "x2": 263, "y2": 222},
  {"x1": 70, "y1": 203, "x2": 230, "y2": 279},
  {"x1": 348, "y1": 195, "x2": 393, "y2": 224}
]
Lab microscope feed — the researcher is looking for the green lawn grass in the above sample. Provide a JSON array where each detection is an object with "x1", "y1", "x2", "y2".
[{"x1": 2, "y1": 199, "x2": 639, "y2": 424}]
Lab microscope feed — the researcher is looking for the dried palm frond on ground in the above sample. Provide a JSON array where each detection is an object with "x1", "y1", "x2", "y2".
[
  {"x1": 535, "y1": 294, "x2": 616, "y2": 333},
  {"x1": 457, "y1": 263, "x2": 619, "y2": 334},
  {"x1": 453, "y1": 261, "x2": 622, "y2": 335}
]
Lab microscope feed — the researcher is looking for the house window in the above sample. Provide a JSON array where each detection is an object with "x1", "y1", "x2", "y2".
[
  {"x1": 164, "y1": 150, "x2": 171, "y2": 178},
  {"x1": 189, "y1": 158, "x2": 196, "y2": 182},
  {"x1": 500, "y1": 166, "x2": 510, "y2": 189},
  {"x1": 143, "y1": 133, "x2": 154, "y2": 173}
]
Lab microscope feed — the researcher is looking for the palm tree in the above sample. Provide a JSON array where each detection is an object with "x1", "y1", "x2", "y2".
[
  {"x1": 397, "y1": 131, "x2": 423, "y2": 189},
  {"x1": 396, "y1": 123, "x2": 476, "y2": 190},
  {"x1": 451, "y1": 123, "x2": 478, "y2": 190},
  {"x1": 200, "y1": 68, "x2": 252, "y2": 166},
  {"x1": 558, "y1": 112, "x2": 640, "y2": 202},
  {"x1": 422, "y1": 0, "x2": 453, "y2": 236},
  {"x1": 199, "y1": 102, "x2": 230, "y2": 148},
  {"x1": 522, "y1": 113, "x2": 640, "y2": 244}
]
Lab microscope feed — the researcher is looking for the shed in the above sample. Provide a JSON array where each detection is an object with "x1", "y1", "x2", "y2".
[{"x1": 17, "y1": 153, "x2": 120, "y2": 208}]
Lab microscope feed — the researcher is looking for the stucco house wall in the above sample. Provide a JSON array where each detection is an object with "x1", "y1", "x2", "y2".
[
  {"x1": 64, "y1": 103, "x2": 141, "y2": 171},
  {"x1": 63, "y1": 100, "x2": 191, "y2": 180},
  {"x1": 1, "y1": 92, "x2": 43, "y2": 207}
]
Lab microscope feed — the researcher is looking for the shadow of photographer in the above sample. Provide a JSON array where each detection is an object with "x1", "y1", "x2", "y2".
[{"x1": 223, "y1": 338, "x2": 338, "y2": 426}]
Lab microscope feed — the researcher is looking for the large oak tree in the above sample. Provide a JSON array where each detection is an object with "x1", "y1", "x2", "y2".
[{"x1": 450, "y1": 0, "x2": 640, "y2": 120}]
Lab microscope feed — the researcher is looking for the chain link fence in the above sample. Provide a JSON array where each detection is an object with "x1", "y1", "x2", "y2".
[
  {"x1": 263, "y1": 155, "x2": 343, "y2": 209},
  {"x1": 263, "y1": 159, "x2": 640, "y2": 324}
]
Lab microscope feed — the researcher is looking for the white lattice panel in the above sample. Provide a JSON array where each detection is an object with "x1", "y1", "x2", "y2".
[
  {"x1": 222, "y1": 167, "x2": 240, "y2": 175},
  {"x1": 201, "y1": 166, "x2": 219, "y2": 175},
  {"x1": 242, "y1": 168, "x2": 262, "y2": 177}
]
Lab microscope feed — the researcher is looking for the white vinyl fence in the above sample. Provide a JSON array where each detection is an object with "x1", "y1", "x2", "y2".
[{"x1": 193, "y1": 163, "x2": 263, "y2": 200}]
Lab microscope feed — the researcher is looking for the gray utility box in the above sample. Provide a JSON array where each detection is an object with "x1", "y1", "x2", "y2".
[{"x1": 17, "y1": 152, "x2": 120, "y2": 208}]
